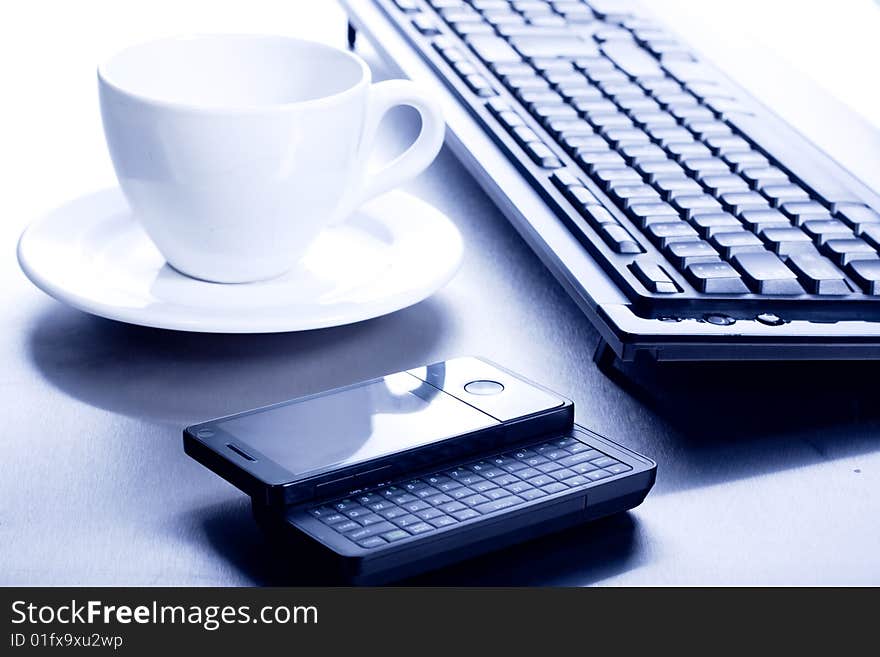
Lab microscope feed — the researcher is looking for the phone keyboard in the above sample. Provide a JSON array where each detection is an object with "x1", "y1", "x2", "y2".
[{"x1": 307, "y1": 434, "x2": 631, "y2": 549}]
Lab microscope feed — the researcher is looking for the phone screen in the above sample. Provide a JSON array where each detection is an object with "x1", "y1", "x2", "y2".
[{"x1": 213, "y1": 372, "x2": 498, "y2": 479}]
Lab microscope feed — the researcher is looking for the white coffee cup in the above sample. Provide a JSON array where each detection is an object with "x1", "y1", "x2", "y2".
[{"x1": 98, "y1": 34, "x2": 445, "y2": 283}]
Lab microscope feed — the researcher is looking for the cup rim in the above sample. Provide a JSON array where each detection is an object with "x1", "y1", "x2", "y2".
[{"x1": 97, "y1": 33, "x2": 371, "y2": 114}]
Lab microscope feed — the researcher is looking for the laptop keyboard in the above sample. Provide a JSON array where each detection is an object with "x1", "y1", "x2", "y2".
[
  {"x1": 307, "y1": 434, "x2": 630, "y2": 549},
  {"x1": 382, "y1": 0, "x2": 880, "y2": 309}
]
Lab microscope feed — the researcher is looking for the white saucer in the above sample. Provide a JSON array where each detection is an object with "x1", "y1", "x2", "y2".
[{"x1": 18, "y1": 188, "x2": 463, "y2": 333}]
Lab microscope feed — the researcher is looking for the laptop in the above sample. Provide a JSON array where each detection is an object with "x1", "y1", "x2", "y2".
[{"x1": 341, "y1": 0, "x2": 880, "y2": 365}]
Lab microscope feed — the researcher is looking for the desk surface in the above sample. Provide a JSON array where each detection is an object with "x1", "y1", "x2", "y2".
[{"x1": 2, "y1": 1, "x2": 879, "y2": 586}]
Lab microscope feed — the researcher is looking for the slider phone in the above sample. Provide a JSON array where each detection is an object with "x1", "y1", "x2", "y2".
[
  {"x1": 184, "y1": 357, "x2": 656, "y2": 584},
  {"x1": 254, "y1": 424, "x2": 655, "y2": 585},
  {"x1": 184, "y1": 357, "x2": 573, "y2": 508}
]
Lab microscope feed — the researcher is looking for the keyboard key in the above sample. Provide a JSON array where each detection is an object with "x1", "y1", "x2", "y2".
[
  {"x1": 378, "y1": 506, "x2": 408, "y2": 520},
  {"x1": 461, "y1": 493, "x2": 491, "y2": 506},
  {"x1": 801, "y1": 219, "x2": 853, "y2": 245},
  {"x1": 429, "y1": 515, "x2": 458, "y2": 529},
  {"x1": 719, "y1": 191, "x2": 769, "y2": 215},
  {"x1": 561, "y1": 475, "x2": 590, "y2": 487},
  {"x1": 346, "y1": 522, "x2": 397, "y2": 541},
  {"x1": 439, "y1": 500, "x2": 467, "y2": 514},
  {"x1": 451, "y1": 508, "x2": 480, "y2": 521},
  {"x1": 511, "y1": 35, "x2": 599, "y2": 59},
  {"x1": 732, "y1": 251, "x2": 804, "y2": 294},
  {"x1": 407, "y1": 522, "x2": 433, "y2": 534},
  {"x1": 665, "y1": 240, "x2": 720, "y2": 268},
  {"x1": 786, "y1": 251, "x2": 850, "y2": 295},
  {"x1": 689, "y1": 212, "x2": 742, "y2": 237},
  {"x1": 601, "y1": 224, "x2": 644, "y2": 254},
  {"x1": 464, "y1": 34, "x2": 521, "y2": 64},
  {"x1": 822, "y1": 238, "x2": 878, "y2": 266},
  {"x1": 415, "y1": 507, "x2": 444, "y2": 521},
  {"x1": 586, "y1": 469, "x2": 613, "y2": 481},
  {"x1": 320, "y1": 513, "x2": 347, "y2": 525},
  {"x1": 629, "y1": 259, "x2": 680, "y2": 293},
  {"x1": 646, "y1": 221, "x2": 699, "y2": 247},
  {"x1": 761, "y1": 227, "x2": 813, "y2": 256},
  {"x1": 686, "y1": 261, "x2": 749, "y2": 293},
  {"x1": 741, "y1": 165, "x2": 789, "y2": 189},
  {"x1": 709, "y1": 231, "x2": 764, "y2": 258},
  {"x1": 525, "y1": 141, "x2": 563, "y2": 168},
  {"x1": 380, "y1": 529, "x2": 409, "y2": 543},
  {"x1": 591, "y1": 456, "x2": 618, "y2": 468},
  {"x1": 846, "y1": 259, "x2": 880, "y2": 294},
  {"x1": 542, "y1": 482, "x2": 568, "y2": 494},
  {"x1": 474, "y1": 496, "x2": 523, "y2": 515},
  {"x1": 835, "y1": 203, "x2": 880, "y2": 231},
  {"x1": 739, "y1": 209, "x2": 791, "y2": 233},
  {"x1": 607, "y1": 463, "x2": 633, "y2": 474},
  {"x1": 520, "y1": 488, "x2": 548, "y2": 501},
  {"x1": 761, "y1": 184, "x2": 810, "y2": 207},
  {"x1": 780, "y1": 201, "x2": 831, "y2": 225},
  {"x1": 509, "y1": 481, "x2": 534, "y2": 494},
  {"x1": 672, "y1": 194, "x2": 723, "y2": 217},
  {"x1": 862, "y1": 225, "x2": 880, "y2": 251},
  {"x1": 335, "y1": 520, "x2": 360, "y2": 533}
]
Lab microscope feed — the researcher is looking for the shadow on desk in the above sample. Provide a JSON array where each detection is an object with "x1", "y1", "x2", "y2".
[
  {"x1": 26, "y1": 299, "x2": 450, "y2": 426},
  {"x1": 194, "y1": 498, "x2": 644, "y2": 586},
  {"x1": 602, "y1": 355, "x2": 880, "y2": 493}
]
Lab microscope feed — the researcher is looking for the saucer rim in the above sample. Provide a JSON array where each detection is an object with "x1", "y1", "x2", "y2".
[{"x1": 18, "y1": 188, "x2": 463, "y2": 333}]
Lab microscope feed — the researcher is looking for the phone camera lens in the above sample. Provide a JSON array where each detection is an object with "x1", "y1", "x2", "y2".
[{"x1": 464, "y1": 380, "x2": 504, "y2": 395}]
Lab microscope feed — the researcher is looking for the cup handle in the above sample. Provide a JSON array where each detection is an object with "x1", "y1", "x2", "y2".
[{"x1": 344, "y1": 80, "x2": 445, "y2": 215}]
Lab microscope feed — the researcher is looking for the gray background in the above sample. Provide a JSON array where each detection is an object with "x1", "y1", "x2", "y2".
[{"x1": 2, "y1": 1, "x2": 879, "y2": 585}]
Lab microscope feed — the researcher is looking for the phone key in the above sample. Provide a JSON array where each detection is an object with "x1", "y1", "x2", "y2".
[
  {"x1": 509, "y1": 481, "x2": 534, "y2": 494},
  {"x1": 380, "y1": 529, "x2": 410, "y2": 543},
  {"x1": 426, "y1": 493, "x2": 454, "y2": 505},
  {"x1": 424, "y1": 474, "x2": 450, "y2": 486},
  {"x1": 565, "y1": 442, "x2": 593, "y2": 454},
  {"x1": 357, "y1": 536, "x2": 387, "y2": 549},
  {"x1": 335, "y1": 520, "x2": 360, "y2": 533},
  {"x1": 467, "y1": 461, "x2": 494, "y2": 473},
  {"x1": 553, "y1": 437, "x2": 576, "y2": 448},
  {"x1": 429, "y1": 515, "x2": 458, "y2": 528},
  {"x1": 320, "y1": 513, "x2": 347, "y2": 525},
  {"x1": 473, "y1": 496, "x2": 523, "y2": 515},
  {"x1": 471, "y1": 480, "x2": 499, "y2": 493},
  {"x1": 447, "y1": 469, "x2": 470, "y2": 479},
  {"x1": 393, "y1": 514, "x2": 421, "y2": 528},
  {"x1": 542, "y1": 482, "x2": 568, "y2": 494},
  {"x1": 536, "y1": 461, "x2": 563, "y2": 474},
  {"x1": 526, "y1": 475, "x2": 555, "y2": 487},
  {"x1": 367, "y1": 501, "x2": 395, "y2": 513},
  {"x1": 402, "y1": 500, "x2": 430, "y2": 513},
  {"x1": 459, "y1": 474, "x2": 485, "y2": 486},
  {"x1": 485, "y1": 488, "x2": 513, "y2": 501},
  {"x1": 591, "y1": 456, "x2": 619, "y2": 468},
  {"x1": 586, "y1": 469, "x2": 612, "y2": 481},
  {"x1": 512, "y1": 449, "x2": 538, "y2": 460},
  {"x1": 452, "y1": 508, "x2": 480, "y2": 521},
  {"x1": 450, "y1": 488, "x2": 476, "y2": 500},
  {"x1": 561, "y1": 475, "x2": 590, "y2": 487},
  {"x1": 494, "y1": 474, "x2": 519, "y2": 486},
  {"x1": 571, "y1": 462, "x2": 599, "y2": 475},
  {"x1": 481, "y1": 468, "x2": 506, "y2": 478},
  {"x1": 403, "y1": 480, "x2": 427, "y2": 492},
  {"x1": 342, "y1": 506, "x2": 371, "y2": 519},
  {"x1": 378, "y1": 507, "x2": 408, "y2": 520},
  {"x1": 462, "y1": 493, "x2": 491, "y2": 506},
  {"x1": 415, "y1": 487, "x2": 442, "y2": 499},
  {"x1": 520, "y1": 488, "x2": 548, "y2": 501},
  {"x1": 359, "y1": 514, "x2": 386, "y2": 526},
  {"x1": 347, "y1": 522, "x2": 396, "y2": 540},
  {"x1": 548, "y1": 467, "x2": 576, "y2": 480},
  {"x1": 439, "y1": 501, "x2": 467, "y2": 514},
  {"x1": 534, "y1": 443, "x2": 561, "y2": 455},
  {"x1": 407, "y1": 522, "x2": 433, "y2": 535},
  {"x1": 558, "y1": 452, "x2": 593, "y2": 467},
  {"x1": 415, "y1": 508, "x2": 444, "y2": 521},
  {"x1": 607, "y1": 463, "x2": 633, "y2": 474},
  {"x1": 390, "y1": 493, "x2": 418, "y2": 505},
  {"x1": 491, "y1": 455, "x2": 516, "y2": 467},
  {"x1": 437, "y1": 480, "x2": 464, "y2": 492},
  {"x1": 333, "y1": 500, "x2": 358, "y2": 512},
  {"x1": 499, "y1": 460, "x2": 529, "y2": 473},
  {"x1": 515, "y1": 467, "x2": 541, "y2": 480},
  {"x1": 357, "y1": 493, "x2": 384, "y2": 505}
]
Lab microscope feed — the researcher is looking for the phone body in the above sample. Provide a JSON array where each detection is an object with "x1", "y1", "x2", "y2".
[
  {"x1": 184, "y1": 357, "x2": 573, "y2": 508},
  {"x1": 253, "y1": 425, "x2": 656, "y2": 585}
]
